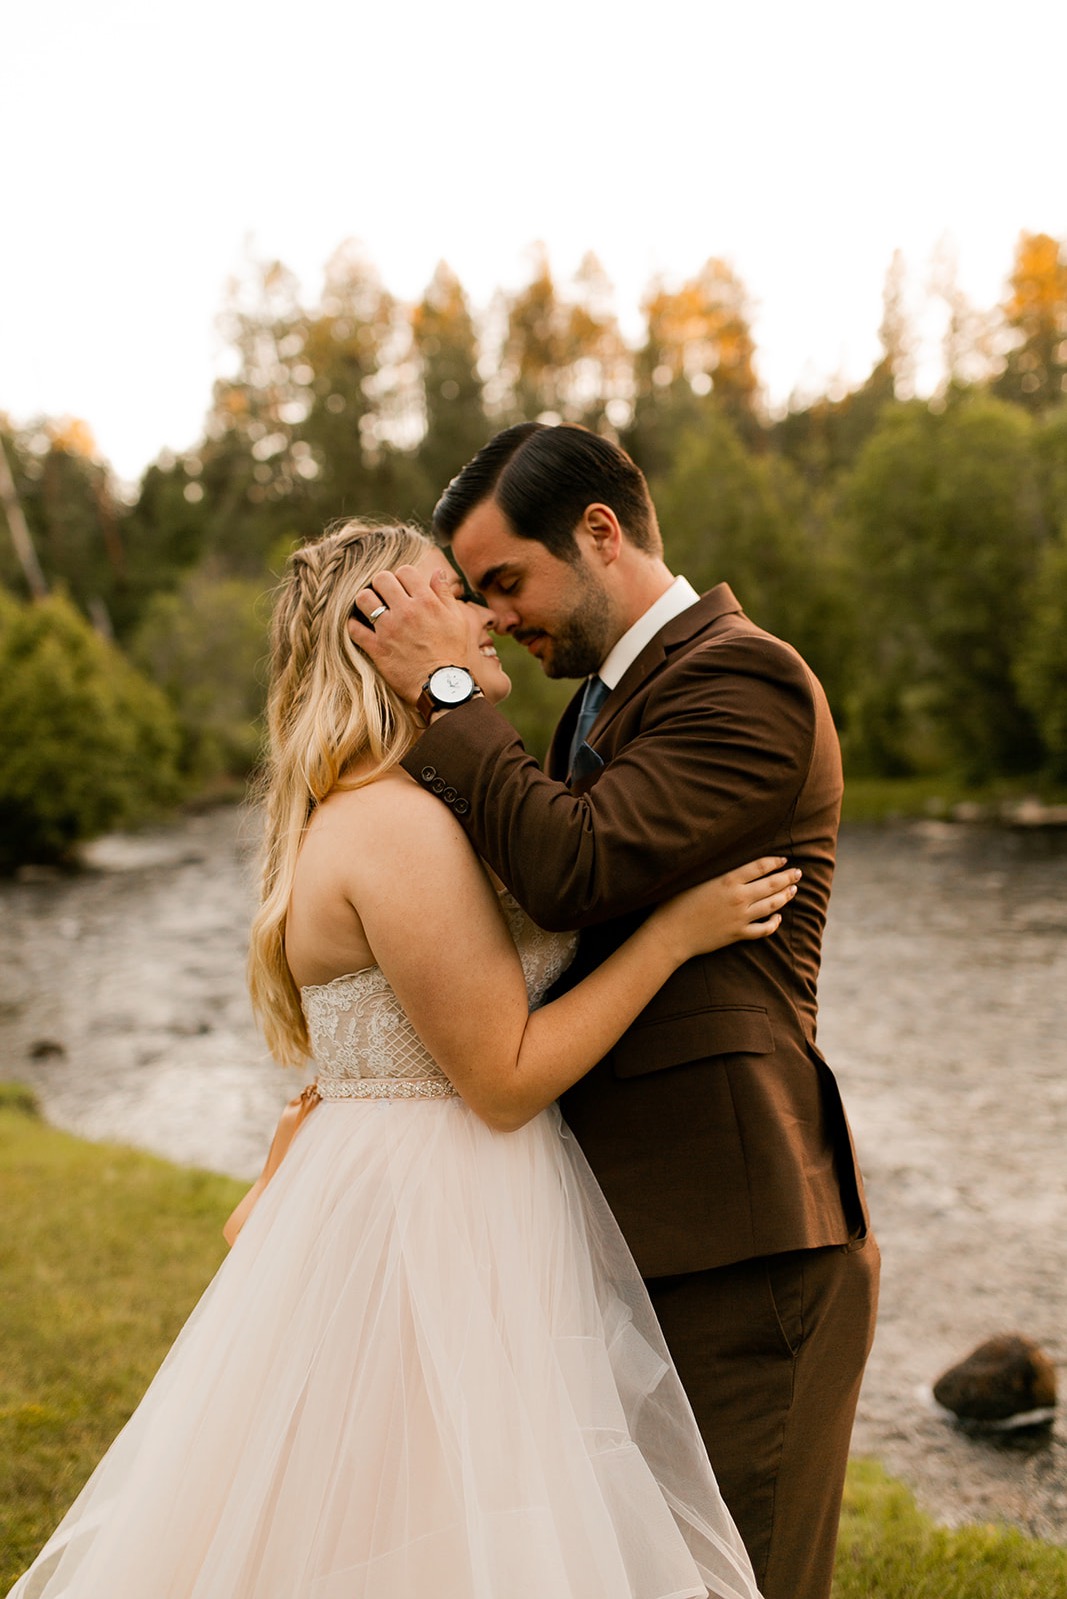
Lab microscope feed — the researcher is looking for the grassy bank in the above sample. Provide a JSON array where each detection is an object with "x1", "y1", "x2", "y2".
[
  {"x1": 2, "y1": 1086, "x2": 1065, "y2": 1596},
  {"x1": 0, "y1": 1082, "x2": 243, "y2": 1585},
  {"x1": 834, "y1": 1460, "x2": 1067, "y2": 1597},
  {"x1": 841, "y1": 772, "x2": 1067, "y2": 824}
]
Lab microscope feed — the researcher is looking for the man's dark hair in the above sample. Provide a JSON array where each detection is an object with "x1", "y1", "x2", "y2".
[{"x1": 432, "y1": 422, "x2": 661, "y2": 560}]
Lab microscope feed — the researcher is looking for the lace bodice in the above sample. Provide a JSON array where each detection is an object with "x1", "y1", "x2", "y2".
[{"x1": 301, "y1": 894, "x2": 577, "y2": 1100}]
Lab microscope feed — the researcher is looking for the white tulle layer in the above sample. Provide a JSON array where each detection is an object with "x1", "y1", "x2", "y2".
[{"x1": 10, "y1": 1099, "x2": 760, "y2": 1599}]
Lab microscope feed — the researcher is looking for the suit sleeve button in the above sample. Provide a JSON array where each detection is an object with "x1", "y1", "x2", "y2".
[
  {"x1": 443, "y1": 787, "x2": 457, "y2": 803},
  {"x1": 454, "y1": 799, "x2": 470, "y2": 816},
  {"x1": 421, "y1": 765, "x2": 437, "y2": 783}
]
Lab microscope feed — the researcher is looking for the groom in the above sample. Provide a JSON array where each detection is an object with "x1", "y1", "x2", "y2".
[{"x1": 354, "y1": 422, "x2": 878, "y2": 1599}]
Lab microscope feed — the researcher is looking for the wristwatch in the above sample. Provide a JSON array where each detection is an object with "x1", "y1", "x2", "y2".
[{"x1": 416, "y1": 665, "x2": 483, "y2": 721}]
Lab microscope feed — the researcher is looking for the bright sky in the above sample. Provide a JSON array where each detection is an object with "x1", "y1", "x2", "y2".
[{"x1": 3, "y1": 0, "x2": 1066, "y2": 484}]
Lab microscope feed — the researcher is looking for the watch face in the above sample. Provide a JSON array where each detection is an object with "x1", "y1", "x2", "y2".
[{"x1": 428, "y1": 666, "x2": 475, "y2": 705}]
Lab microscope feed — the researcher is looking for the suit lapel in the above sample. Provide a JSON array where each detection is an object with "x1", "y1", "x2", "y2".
[
  {"x1": 546, "y1": 584, "x2": 744, "y2": 782},
  {"x1": 582, "y1": 583, "x2": 743, "y2": 750}
]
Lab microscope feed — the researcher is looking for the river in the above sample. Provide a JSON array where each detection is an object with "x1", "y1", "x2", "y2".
[{"x1": 2, "y1": 806, "x2": 1066, "y2": 1539}]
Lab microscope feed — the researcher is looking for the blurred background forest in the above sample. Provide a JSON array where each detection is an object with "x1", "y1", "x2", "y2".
[{"x1": 3, "y1": 229, "x2": 1067, "y2": 868}]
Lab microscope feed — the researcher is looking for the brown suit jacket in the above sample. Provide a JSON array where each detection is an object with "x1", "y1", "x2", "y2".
[{"x1": 402, "y1": 583, "x2": 869, "y2": 1278}]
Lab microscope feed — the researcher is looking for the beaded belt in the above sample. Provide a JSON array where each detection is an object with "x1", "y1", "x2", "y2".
[
  {"x1": 316, "y1": 1077, "x2": 458, "y2": 1101},
  {"x1": 222, "y1": 1075, "x2": 460, "y2": 1249}
]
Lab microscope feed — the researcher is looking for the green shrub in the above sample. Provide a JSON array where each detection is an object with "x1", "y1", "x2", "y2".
[
  {"x1": 0, "y1": 590, "x2": 184, "y2": 867},
  {"x1": 130, "y1": 568, "x2": 270, "y2": 783},
  {"x1": 839, "y1": 396, "x2": 1045, "y2": 780},
  {"x1": 1015, "y1": 532, "x2": 1067, "y2": 779}
]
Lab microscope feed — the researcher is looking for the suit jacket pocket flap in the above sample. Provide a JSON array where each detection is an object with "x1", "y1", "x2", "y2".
[{"x1": 610, "y1": 1005, "x2": 773, "y2": 1079}]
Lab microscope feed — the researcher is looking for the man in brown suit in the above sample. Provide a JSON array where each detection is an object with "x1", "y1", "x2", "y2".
[{"x1": 354, "y1": 422, "x2": 879, "y2": 1599}]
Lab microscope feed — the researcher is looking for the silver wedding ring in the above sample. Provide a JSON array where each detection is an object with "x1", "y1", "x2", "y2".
[{"x1": 367, "y1": 604, "x2": 388, "y2": 622}]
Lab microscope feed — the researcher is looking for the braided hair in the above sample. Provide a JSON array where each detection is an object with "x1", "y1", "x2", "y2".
[{"x1": 248, "y1": 519, "x2": 433, "y2": 1064}]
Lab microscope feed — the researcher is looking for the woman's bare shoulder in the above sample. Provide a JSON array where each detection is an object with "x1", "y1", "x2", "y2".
[{"x1": 303, "y1": 767, "x2": 473, "y2": 874}]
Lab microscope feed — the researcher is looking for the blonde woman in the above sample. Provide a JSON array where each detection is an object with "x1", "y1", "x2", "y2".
[{"x1": 10, "y1": 521, "x2": 799, "y2": 1599}]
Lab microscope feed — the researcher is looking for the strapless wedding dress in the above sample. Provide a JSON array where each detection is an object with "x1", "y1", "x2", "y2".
[{"x1": 9, "y1": 897, "x2": 760, "y2": 1599}]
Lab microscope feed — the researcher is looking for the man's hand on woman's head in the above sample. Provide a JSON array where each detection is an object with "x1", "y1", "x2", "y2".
[{"x1": 350, "y1": 562, "x2": 477, "y2": 705}]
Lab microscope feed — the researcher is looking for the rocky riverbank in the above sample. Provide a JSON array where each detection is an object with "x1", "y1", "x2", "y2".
[{"x1": 819, "y1": 818, "x2": 1067, "y2": 1540}]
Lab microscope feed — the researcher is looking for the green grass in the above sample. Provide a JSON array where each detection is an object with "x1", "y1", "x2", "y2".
[
  {"x1": 833, "y1": 1458, "x2": 1067, "y2": 1598},
  {"x1": 0, "y1": 1085, "x2": 243, "y2": 1587},
  {"x1": 2, "y1": 1087, "x2": 1065, "y2": 1596},
  {"x1": 841, "y1": 771, "x2": 1067, "y2": 823}
]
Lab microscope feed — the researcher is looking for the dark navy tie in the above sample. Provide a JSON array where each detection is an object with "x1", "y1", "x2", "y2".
[{"x1": 567, "y1": 674, "x2": 609, "y2": 777}]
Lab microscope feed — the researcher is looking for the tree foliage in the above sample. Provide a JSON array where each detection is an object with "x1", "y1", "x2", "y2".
[
  {"x1": 1014, "y1": 530, "x2": 1067, "y2": 779},
  {"x1": 493, "y1": 247, "x2": 630, "y2": 432},
  {"x1": 992, "y1": 231, "x2": 1067, "y2": 412},
  {"x1": 639, "y1": 259, "x2": 761, "y2": 425},
  {"x1": 0, "y1": 421, "x2": 130, "y2": 629},
  {"x1": 0, "y1": 592, "x2": 183, "y2": 866},
  {"x1": 411, "y1": 263, "x2": 489, "y2": 512},
  {"x1": 840, "y1": 396, "x2": 1045, "y2": 777},
  {"x1": 130, "y1": 569, "x2": 269, "y2": 782},
  {"x1": 6, "y1": 229, "x2": 1067, "y2": 867}
]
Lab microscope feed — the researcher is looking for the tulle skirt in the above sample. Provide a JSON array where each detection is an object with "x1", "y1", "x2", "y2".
[{"x1": 9, "y1": 1097, "x2": 760, "y2": 1599}]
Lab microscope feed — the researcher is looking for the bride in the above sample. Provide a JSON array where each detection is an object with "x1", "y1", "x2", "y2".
[{"x1": 9, "y1": 520, "x2": 800, "y2": 1599}]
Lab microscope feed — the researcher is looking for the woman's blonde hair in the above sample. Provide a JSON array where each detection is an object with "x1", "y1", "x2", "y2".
[{"x1": 248, "y1": 518, "x2": 435, "y2": 1065}]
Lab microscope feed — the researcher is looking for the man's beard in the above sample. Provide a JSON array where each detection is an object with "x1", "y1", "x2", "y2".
[{"x1": 539, "y1": 571, "x2": 615, "y2": 679}]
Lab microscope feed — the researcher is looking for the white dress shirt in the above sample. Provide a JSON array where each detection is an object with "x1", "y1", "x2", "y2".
[{"x1": 597, "y1": 575, "x2": 700, "y2": 690}]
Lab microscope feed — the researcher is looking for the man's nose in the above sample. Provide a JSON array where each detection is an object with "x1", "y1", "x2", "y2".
[{"x1": 492, "y1": 608, "x2": 518, "y2": 635}]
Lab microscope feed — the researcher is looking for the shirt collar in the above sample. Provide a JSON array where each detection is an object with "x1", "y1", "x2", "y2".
[{"x1": 597, "y1": 575, "x2": 700, "y2": 690}]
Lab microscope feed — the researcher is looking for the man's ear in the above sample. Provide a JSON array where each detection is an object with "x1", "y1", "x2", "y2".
[{"x1": 580, "y1": 503, "x2": 623, "y2": 564}]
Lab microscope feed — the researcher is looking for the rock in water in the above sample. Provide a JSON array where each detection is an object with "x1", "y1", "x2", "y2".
[
  {"x1": 933, "y1": 1334, "x2": 1057, "y2": 1422},
  {"x1": 28, "y1": 1038, "x2": 66, "y2": 1060}
]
